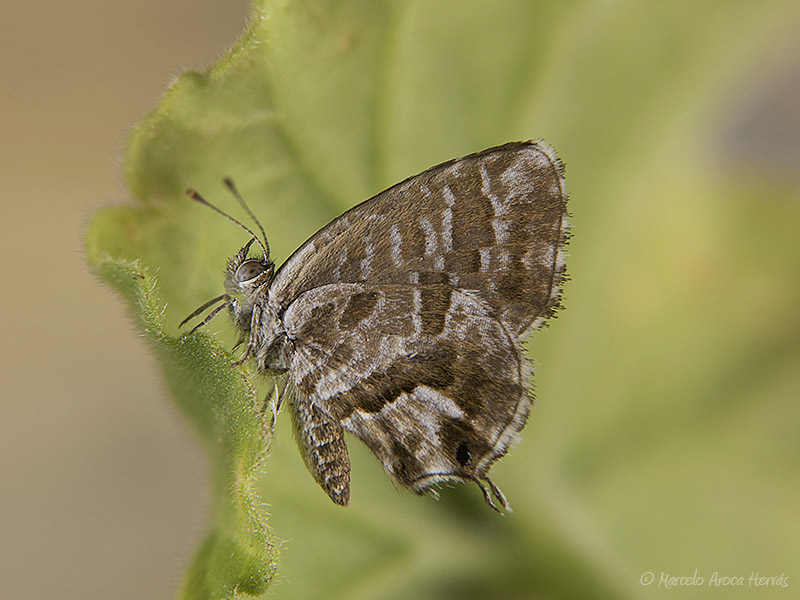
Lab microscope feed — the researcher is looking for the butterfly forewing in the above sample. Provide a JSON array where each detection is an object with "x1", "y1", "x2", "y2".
[{"x1": 269, "y1": 141, "x2": 568, "y2": 339}]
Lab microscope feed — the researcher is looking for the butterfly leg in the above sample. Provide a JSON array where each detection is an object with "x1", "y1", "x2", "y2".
[
  {"x1": 183, "y1": 296, "x2": 232, "y2": 336},
  {"x1": 290, "y1": 390, "x2": 351, "y2": 506},
  {"x1": 232, "y1": 302, "x2": 262, "y2": 366},
  {"x1": 261, "y1": 377, "x2": 287, "y2": 433}
]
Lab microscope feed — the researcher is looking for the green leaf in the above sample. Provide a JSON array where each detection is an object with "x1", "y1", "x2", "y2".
[
  {"x1": 86, "y1": 1, "x2": 800, "y2": 599},
  {"x1": 84, "y1": 255, "x2": 276, "y2": 598}
]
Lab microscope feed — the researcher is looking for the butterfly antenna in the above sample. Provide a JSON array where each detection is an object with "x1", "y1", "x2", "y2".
[
  {"x1": 185, "y1": 187, "x2": 269, "y2": 259},
  {"x1": 223, "y1": 178, "x2": 270, "y2": 260}
]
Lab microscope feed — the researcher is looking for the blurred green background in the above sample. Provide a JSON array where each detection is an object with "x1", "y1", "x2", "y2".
[{"x1": 2, "y1": 1, "x2": 799, "y2": 599}]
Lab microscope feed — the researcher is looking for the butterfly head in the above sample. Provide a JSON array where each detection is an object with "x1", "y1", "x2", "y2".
[
  {"x1": 184, "y1": 181, "x2": 275, "y2": 295},
  {"x1": 225, "y1": 237, "x2": 275, "y2": 294}
]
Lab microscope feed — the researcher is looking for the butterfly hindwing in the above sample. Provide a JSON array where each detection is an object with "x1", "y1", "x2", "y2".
[{"x1": 282, "y1": 282, "x2": 528, "y2": 497}]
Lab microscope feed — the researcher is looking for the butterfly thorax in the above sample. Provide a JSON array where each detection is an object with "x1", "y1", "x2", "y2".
[{"x1": 250, "y1": 293, "x2": 291, "y2": 373}]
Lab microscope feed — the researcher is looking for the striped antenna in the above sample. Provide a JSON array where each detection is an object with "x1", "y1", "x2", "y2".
[
  {"x1": 185, "y1": 186, "x2": 269, "y2": 259},
  {"x1": 223, "y1": 178, "x2": 270, "y2": 260}
]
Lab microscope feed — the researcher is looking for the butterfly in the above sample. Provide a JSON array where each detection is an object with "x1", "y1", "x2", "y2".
[{"x1": 182, "y1": 141, "x2": 569, "y2": 512}]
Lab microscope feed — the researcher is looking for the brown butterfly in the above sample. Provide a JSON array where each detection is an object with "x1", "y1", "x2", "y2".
[{"x1": 183, "y1": 141, "x2": 569, "y2": 512}]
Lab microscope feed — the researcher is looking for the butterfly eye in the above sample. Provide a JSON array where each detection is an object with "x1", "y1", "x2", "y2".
[{"x1": 235, "y1": 260, "x2": 265, "y2": 283}]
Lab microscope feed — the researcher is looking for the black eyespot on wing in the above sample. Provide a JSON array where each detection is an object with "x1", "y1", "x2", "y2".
[
  {"x1": 440, "y1": 419, "x2": 491, "y2": 473},
  {"x1": 456, "y1": 442, "x2": 471, "y2": 466}
]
